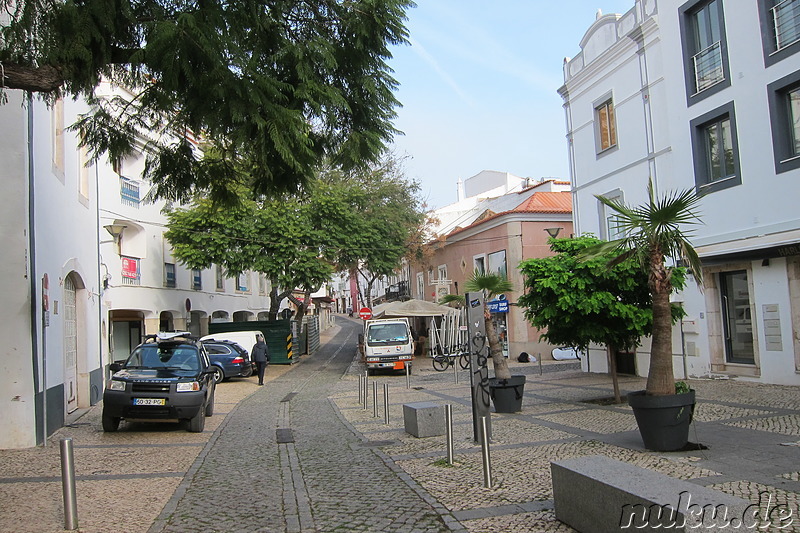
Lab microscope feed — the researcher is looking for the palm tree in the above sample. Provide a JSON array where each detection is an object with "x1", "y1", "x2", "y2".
[
  {"x1": 583, "y1": 179, "x2": 703, "y2": 396},
  {"x1": 461, "y1": 271, "x2": 514, "y2": 380}
]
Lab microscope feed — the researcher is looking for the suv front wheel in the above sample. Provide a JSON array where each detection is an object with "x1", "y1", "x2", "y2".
[
  {"x1": 187, "y1": 408, "x2": 206, "y2": 432},
  {"x1": 102, "y1": 412, "x2": 121, "y2": 432}
]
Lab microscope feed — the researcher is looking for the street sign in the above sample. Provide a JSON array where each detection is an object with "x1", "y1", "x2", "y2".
[
  {"x1": 358, "y1": 307, "x2": 372, "y2": 320},
  {"x1": 487, "y1": 299, "x2": 509, "y2": 313}
]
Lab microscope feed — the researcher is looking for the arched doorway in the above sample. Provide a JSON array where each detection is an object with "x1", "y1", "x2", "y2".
[
  {"x1": 63, "y1": 274, "x2": 78, "y2": 413},
  {"x1": 159, "y1": 311, "x2": 175, "y2": 332}
]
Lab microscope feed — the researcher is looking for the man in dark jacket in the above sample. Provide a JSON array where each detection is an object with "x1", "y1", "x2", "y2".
[{"x1": 251, "y1": 335, "x2": 270, "y2": 386}]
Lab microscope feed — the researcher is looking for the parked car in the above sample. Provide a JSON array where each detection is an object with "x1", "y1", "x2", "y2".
[
  {"x1": 202, "y1": 340, "x2": 253, "y2": 384},
  {"x1": 102, "y1": 332, "x2": 216, "y2": 433},
  {"x1": 200, "y1": 330, "x2": 262, "y2": 374}
]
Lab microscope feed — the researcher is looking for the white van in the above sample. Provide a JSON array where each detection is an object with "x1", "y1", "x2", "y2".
[
  {"x1": 200, "y1": 330, "x2": 262, "y2": 356},
  {"x1": 362, "y1": 318, "x2": 414, "y2": 374}
]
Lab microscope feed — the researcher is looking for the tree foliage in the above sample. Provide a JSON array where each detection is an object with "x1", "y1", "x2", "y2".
[
  {"x1": 1, "y1": 0, "x2": 415, "y2": 202},
  {"x1": 518, "y1": 236, "x2": 655, "y2": 355},
  {"x1": 164, "y1": 157, "x2": 425, "y2": 315}
]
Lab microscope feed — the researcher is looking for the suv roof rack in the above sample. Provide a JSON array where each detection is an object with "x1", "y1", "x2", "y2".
[{"x1": 143, "y1": 331, "x2": 198, "y2": 343}]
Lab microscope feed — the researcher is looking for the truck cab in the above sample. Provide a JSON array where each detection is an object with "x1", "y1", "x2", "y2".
[{"x1": 362, "y1": 318, "x2": 414, "y2": 374}]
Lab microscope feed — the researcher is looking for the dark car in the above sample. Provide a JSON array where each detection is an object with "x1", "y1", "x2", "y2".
[
  {"x1": 102, "y1": 332, "x2": 216, "y2": 433},
  {"x1": 202, "y1": 340, "x2": 253, "y2": 384}
]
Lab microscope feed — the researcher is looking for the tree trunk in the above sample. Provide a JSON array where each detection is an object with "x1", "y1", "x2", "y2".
[
  {"x1": 606, "y1": 344, "x2": 621, "y2": 403},
  {"x1": 646, "y1": 286, "x2": 675, "y2": 395},
  {"x1": 1, "y1": 62, "x2": 64, "y2": 93},
  {"x1": 485, "y1": 308, "x2": 511, "y2": 380}
]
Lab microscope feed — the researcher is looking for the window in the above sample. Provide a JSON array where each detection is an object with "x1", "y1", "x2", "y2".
[
  {"x1": 690, "y1": 102, "x2": 741, "y2": 193},
  {"x1": 120, "y1": 177, "x2": 140, "y2": 207},
  {"x1": 599, "y1": 190, "x2": 625, "y2": 240},
  {"x1": 259, "y1": 275, "x2": 267, "y2": 295},
  {"x1": 216, "y1": 266, "x2": 225, "y2": 291},
  {"x1": 164, "y1": 263, "x2": 176, "y2": 288},
  {"x1": 237, "y1": 272, "x2": 248, "y2": 292},
  {"x1": 679, "y1": 0, "x2": 730, "y2": 105},
  {"x1": 595, "y1": 99, "x2": 617, "y2": 153},
  {"x1": 437, "y1": 265, "x2": 448, "y2": 281},
  {"x1": 767, "y1": 69, "x2": 800, "y2": 173},
  {"x1": 487, "y1": 250, "x2": 507, "y2": 278},
  {"x1": 759, "y1": 0, "x2": 800, "y2": 66},
  {"x1": 473, "y1": 255, "x2": 486, "y2": 275},
  {"x1": 416, "y1": 272, "x2": 425, "y2": 299},
  {"x1": 192, "y1": 268, "x2": 202, "y2": 290}
]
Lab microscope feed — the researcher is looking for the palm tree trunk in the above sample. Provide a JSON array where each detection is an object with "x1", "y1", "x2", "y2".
[
  {"x1": 646, "y1": 287, "x2": 675, "y2": 395},
  {"x1": 485, "y1": 309, "x2": 511, "y2": 380}
]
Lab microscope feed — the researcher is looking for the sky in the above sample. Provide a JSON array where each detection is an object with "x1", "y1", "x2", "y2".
[{"x1": 387, "y1": 1, "x2": 637, "y2": 209}]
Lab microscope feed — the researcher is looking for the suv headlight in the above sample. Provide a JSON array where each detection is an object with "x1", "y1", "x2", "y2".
[
  {"x1": 107, "y1": 380, "x2": 125, "y2": 391},
  {"x1": 177, "y1": 382, "x2": 201, "y2": 392}
]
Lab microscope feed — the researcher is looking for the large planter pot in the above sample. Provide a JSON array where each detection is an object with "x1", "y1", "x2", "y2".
[
  {"x1": 488, "y1": 375, "x2": 526, "y2": 413},
  {"x1": 628, "y1": 389, "x2": 696, "y2": 451}
]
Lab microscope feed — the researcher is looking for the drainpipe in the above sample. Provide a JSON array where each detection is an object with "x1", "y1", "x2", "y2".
[{"x1": 27, "y1": 92, "x2": 44, "y2": 446}]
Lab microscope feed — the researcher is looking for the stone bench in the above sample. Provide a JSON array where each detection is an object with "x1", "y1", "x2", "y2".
[
  {"x1": 551, "y1": 455, "x2": 754, "y2": 532},
  {"x1": 402, "y1": 402, "x2": 444, "y2": 438}
]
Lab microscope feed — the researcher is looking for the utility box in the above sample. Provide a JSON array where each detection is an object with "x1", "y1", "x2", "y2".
[{"x1": 403, "y1": 402, "x2": 444, "y2": 438}]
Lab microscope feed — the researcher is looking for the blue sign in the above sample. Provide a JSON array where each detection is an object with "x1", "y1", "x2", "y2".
[{"x1": 487, "y1": 299, "x2": 509, "y2": 313}]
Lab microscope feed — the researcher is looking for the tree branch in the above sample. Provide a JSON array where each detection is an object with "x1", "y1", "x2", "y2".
[{"x1": 1, "y1": 62, "x2": 64, "y2": 93}]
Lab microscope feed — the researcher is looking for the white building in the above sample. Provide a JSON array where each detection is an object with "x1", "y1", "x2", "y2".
[
  {"x1": 561, "y1": 0, "x2": 800, "y2": 385},
  {"x1": 0, "y1": 93, "x2": 103, "y2": 448},
  {"x1": 96, "y1": 96, "x2": 273, "y2": 360}
]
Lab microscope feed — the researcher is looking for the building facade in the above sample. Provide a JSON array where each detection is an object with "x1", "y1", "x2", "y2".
[
  {"x1": 410, "y1": 171, "x2": 573, "y2": 359},
  {"x1": 1, "y1": 92, "x2": 104, "y2": 448},
  {"x1": 561, "y1": 0, "x2": 800, "y2": 385}
]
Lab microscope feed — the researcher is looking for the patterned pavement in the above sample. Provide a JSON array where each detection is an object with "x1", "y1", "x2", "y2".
[{"x1": 1, "y1": 319, "x2": 798, "y2": 532}]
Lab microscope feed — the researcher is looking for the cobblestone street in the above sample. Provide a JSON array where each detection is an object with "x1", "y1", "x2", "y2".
[{"x1": 1, "y1": 318, "x2": 798, "y2": 532}]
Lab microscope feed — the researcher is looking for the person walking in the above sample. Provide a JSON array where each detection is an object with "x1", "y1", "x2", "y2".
[{"x1": 251, "y1": 334, "x2": 270, "y2": 386}]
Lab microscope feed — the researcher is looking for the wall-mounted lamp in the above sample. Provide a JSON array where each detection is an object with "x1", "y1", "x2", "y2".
[
  {"x1": 103, "y1": 224, "x2": 127, "y2": 254},
  {"x1": 544, "y1": 227, "x2": 563, "y2": 239}
]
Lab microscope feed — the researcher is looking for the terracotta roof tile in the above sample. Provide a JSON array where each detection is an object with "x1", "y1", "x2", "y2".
[{"x1": 514, "y1": 192, "x2": 573, "y2": 213}]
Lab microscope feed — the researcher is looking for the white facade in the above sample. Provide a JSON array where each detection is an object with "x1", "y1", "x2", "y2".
[
  {"x1": 561, "y1": 0, "x2": 800, "y2": 385},
  {"x1": 0, "y1": 93, "x2": 103, "y2": 448}
]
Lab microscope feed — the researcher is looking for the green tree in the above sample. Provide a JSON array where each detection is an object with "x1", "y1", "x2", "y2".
[
  {"x1": 1, "y1": 0, "x2": 414, "y2": 202},
  {"x1": 581, "y1": 179, "x2": 703, "y2": 396},
  {"x1": 518, "y1": 236, "x2": 663, "y2": 402}
]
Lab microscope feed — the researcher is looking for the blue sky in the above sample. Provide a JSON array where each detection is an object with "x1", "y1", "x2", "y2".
[{"x1": 387, "y1": 1, "x2": 636, "y2": 209}]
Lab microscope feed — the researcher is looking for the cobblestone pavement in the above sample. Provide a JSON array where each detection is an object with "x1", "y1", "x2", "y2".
[{"x1": 2, "y1": 319, "x2": 799, "y2": 532}]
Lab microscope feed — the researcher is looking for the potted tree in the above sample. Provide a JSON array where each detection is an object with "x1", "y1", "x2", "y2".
[
  {"x1": 582, "y1": 179, "x2": 703, "y2": 451},
  {"x1": 443, "y1": 272, "x2": 523, "y2": 412}
]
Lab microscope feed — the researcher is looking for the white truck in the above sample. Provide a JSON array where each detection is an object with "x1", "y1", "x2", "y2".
[{"x1": 362, "y1": 318, "x2": 414, "y2": 374}]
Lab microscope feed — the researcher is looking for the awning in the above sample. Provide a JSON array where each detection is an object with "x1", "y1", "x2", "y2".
[{"x1": 372, "y1": 299, "x2": 459, "y2": 318}]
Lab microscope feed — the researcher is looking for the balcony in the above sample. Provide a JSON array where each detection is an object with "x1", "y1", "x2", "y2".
[
  {"x1": 120, "y1": 176, "x2": 140, "y2": 207},
  {"x1": 773, "y1": 0, "x2": 800, "y2": 51},
  {"x1": 692, "y1": 41, "x2": 724, "y2": 93}
]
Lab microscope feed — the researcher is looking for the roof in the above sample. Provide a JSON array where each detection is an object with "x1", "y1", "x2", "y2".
[{"x1": 514, "y1": 192, "x2": 573, "y2": 213}]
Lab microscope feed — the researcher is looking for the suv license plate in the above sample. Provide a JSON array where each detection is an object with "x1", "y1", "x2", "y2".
[{"x1": 133, "y1": 398, "x2": 166, "y2": 406}]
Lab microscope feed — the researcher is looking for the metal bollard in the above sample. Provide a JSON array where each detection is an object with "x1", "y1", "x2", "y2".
[
  {"x1": 60, "y1": 438, "x2": 78, "y2": 530},
  {"x1": 372, "y1": 382, "x2": 378, "y2": 418},
  {"x1": 453, "y1": 355, "x2": 458, "y2": 384},
  {"x1": 364, "y1": 371, "x2": 369, "y2": 410},
  {"x1": 358, "y1": 373, "x2": 363, "y2": 405},
  {"x1": 405, "y1": 362, "x2": 410, "y2": 389},
  {"x1": 480, "y1": 416, "x2": 493, "y2": 489},
  {"x1": 445, "y1": 404, "x2": 454, "y2": 465},
  {"x1": 538, "y1": 354, "x2": 543, "y2": 376},
  {"x1": 383, "y1": 383, "x2": 389, "y2": 425}
]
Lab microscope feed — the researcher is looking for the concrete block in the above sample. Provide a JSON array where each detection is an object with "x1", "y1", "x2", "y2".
[
  {"x1": 551, "y1": 455, "x2": 751, "y2": 532},
  {"x1": 403, "y1": 402, "x2": 444, "y2": 438}
]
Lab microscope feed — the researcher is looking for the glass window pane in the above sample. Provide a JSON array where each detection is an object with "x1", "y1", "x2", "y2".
[
  {"x1": 789, "y1": 88, "x2": 800, "y2": 155},
  {"x1": 705, "y1": 123, "x2": 721, "y2": 180},
  {"x1": 720, "y1": 118, "x2": 734, "y2": 177},
  {"x1": 607, "y1": 102, "x2": 616, "y2": 147}
]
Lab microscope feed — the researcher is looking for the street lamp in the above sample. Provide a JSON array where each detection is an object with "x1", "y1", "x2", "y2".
[
  {"x1": 103, "y1": 224, "x2": 127, "y2": 254},
  {"x1": 544, "y1": 227, "x2": 563, "y2": 239}
]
